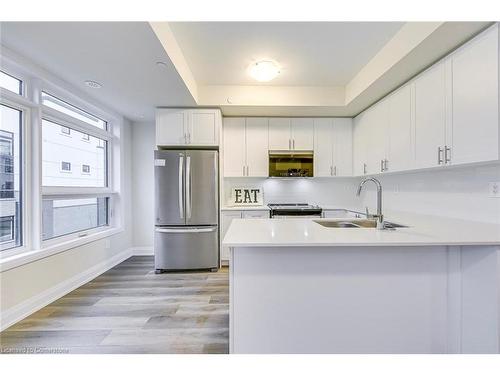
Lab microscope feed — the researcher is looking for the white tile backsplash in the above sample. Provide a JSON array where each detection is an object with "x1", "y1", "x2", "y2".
[{"x1": 224, "y1": 163, "x2": 500, "y2": 224}]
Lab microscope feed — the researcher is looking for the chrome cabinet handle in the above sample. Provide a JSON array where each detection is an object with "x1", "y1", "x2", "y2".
[
  {"x1": 334, "y1": 166, "x2": 337, "y2": 176},
  {"x1": 330, "y1": 166, "x2": 333, "y2": 176},
  {"x1": 380, "y1": 159, "x2": 384, "y2": 172},
  {"x1": 246, "y1": 165, "x2": 249, "y2": 176},
  {"x1": 178, "y1": 155, "x2": 184, "y2": 219},
  {"x1": 438, "y1": 147, "x2": 444, "y2": 165},
  {"x1": 292, "y1": 139, "x2": 295, "y2": 149},
  {"x1": 445, "y1": 146, "x2": 451, "y2": 164},
  {"x1": 363, "y1": 163, "x2": 367, "y2": 174},
  {"x1": 384, "y1": 159, "x2": 388, "y2": 171},
  {"x1": 288, "y1": 139, "x2": 291, "y2": 150}
]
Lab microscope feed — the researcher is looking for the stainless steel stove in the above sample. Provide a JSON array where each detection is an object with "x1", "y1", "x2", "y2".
[{"x1": 268, "y1": 203, "x2": 322, "y2": 218}]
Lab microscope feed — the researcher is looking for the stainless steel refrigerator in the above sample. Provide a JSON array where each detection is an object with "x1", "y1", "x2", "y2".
[{"x1": 154, "y1": 149, "x2": 219, "y2": 272}]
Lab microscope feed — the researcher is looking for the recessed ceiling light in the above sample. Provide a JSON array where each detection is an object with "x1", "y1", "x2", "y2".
[
  {"x1": 156, "y1": 61, "x2": 168, "y2": 68},
  {"x1": 84, "y1": 80, "x2": 102, "y2": 89},
  {"x1": 248, "y1": 60, "x2": 280, "y2": 82}
]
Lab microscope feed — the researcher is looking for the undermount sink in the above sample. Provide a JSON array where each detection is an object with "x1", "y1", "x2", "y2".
[{"x1": 313, "y1": 219, "x2": 408, "y2": 229}]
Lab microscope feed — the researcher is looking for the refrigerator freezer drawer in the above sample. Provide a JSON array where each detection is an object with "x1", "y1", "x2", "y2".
[{"x1": 154, "y1": 226, "x2": 219, "y2": 271}]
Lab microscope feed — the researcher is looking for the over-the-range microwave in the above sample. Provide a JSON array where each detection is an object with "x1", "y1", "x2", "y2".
[{"x1": 268, "y1": 151, "x2": 314, "y2": 178}]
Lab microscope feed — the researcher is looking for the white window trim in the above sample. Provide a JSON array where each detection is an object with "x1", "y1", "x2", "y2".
[
  {"x1": 0, "y1": 54, "x2": 125, "y2": 265},
  {"x1": 0, "y1": 97, "x2": 31, "y2": 254}
]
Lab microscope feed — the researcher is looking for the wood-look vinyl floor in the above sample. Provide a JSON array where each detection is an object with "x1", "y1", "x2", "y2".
[{"x1": 0, "y1": 256, "x2": 229, "y2": 354}]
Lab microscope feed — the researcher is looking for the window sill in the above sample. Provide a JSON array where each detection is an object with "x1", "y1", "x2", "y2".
[{"x1": 0, "y1": 227, "x2": 123, "y2": 273}]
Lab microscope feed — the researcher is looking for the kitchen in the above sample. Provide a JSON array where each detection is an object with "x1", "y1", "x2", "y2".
[{"x1": 1, "y1": 7, "x2": 500, "y2": 371}]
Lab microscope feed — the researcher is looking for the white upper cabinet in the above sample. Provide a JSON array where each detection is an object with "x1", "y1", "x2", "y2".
[
  {"x1": 223, "y1": 117, "x2": 268, "y2": 177},
  {"x1": 268, "y1": 118, "x2": 291, "y2": 150},
  {"x1": 189, "y1": 109, "x2": 220, "y2": 145},
  {"x1": 386, "y1": 84, "x2": 414, "y2": 172},
  {"x1": 313, "y1": 118, "x2": 334, "y2": 177},
  {"x1": 366, "y1": 101, "x2": 389, "y2": 174},
  {"x1": 333, "y1": 118, "x2": 353, "y2": 176},
  {"x1": 245, "y1": 118, "x2": 269, "y2": 177},
  {"x1": 223, "y1": 118, "x2": 246, "y2": 177},
  {"x1": 156, "y1": 108, "x2": 220, "y2": 146},
  {"x1": 353, "y1": 111, "x2": 370, "y2": 176},
  {"x1": 291, "y1": 118, "x2": 314, "y2": 150},
  {"x1": 156, "y1": 108, "x2": 187, "y2": 145},
  {"x1": 269, "y1": 118, "x2": 314, "y2": 150},
  {"x1": 314, "y1": 118, "x2": 353, "y2": 177},
  {"x1": 450, "y1": 24, "x2": 499, "y2": 165},
  {"x1": 414, "y1": 61, "x2": 447, "y2": 169}
]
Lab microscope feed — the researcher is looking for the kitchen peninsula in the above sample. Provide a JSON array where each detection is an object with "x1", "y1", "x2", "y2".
[{"x1": 223, "y1": 211, "x2": 500, "y2": 354}]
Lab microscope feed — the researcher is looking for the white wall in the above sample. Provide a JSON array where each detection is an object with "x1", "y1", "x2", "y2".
[
  {"x1": 359, "y1": 163, "x2": 500, "y2": 224},
  {"x1": 131, "y1": 121, "x2": 155, "y2": 250}
]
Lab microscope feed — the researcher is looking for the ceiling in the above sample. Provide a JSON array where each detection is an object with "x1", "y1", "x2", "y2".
[
  {"x1": 0, "y1": 21, "x2": 493, "y2": 121},
  {"x1": 169, "y1": 22, "x2": 404, "y2": 86},
  {"x1": 0, "y1": 22, "x2": 196, "y2": 121}
]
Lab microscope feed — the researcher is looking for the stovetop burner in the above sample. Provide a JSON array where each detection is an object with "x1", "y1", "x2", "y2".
[{"x1": 268, "y1": 203, "x2": 322, "y2": 217}]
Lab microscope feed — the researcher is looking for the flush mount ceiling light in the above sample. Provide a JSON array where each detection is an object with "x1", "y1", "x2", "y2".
[
  {"x1": 84, "y1": 80, "x2": 102, "y2": 89},
  {"x1": 248, "y1": 60, "x2": 280, "y2": 82}
]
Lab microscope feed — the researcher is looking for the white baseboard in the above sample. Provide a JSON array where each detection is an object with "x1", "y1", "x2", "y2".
[
  {"x1": 131, "y1": 246, "x2": 154, "y2": 256},
  {"x1": 0, "y1": 248, "x2": 133, "y2": 332}
]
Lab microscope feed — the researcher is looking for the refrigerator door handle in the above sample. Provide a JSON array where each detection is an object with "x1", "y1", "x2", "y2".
[
  {"x1": 155, "y1": 227, "x2": 217, "y2": 233},
  {"x1": 178, "y1": 155, "x2": 184, "y2": 219},
  {"x1": 186, "y1": 155, "x2": 192, "y2": 219}
]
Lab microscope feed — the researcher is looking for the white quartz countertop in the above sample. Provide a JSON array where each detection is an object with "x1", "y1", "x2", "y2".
[
  {"x1": 221, "y1": 206, "x2": 270, "y2": 211},
  {"x1": 223, "y1": 210, "x2": 500, "y2": 247}
]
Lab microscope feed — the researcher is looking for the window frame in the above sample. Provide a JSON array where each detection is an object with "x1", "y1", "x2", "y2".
[
  {"x1": 0, "y1": 98, "x2": 30, "y2": 254},
  {"x1": 0, "y1": 54, "x2": 124, "y2": 268},
  {"x1": 40, "y1": 91, "x2": 115, "y2": 244}
]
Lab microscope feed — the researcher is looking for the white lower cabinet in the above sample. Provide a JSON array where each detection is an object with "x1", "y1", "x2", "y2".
[{"x1": 220, "y1": 210, "x2": 269, "y2": 261}]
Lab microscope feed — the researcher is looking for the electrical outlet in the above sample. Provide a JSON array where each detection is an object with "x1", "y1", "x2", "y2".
[{"x1": 489, "y1": 182, "x2": 500, "y2": 198}]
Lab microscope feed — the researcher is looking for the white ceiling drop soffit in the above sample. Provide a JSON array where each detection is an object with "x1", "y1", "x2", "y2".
[{"x1": 151, "y1": 21, "x2": 492, "y2": 117}]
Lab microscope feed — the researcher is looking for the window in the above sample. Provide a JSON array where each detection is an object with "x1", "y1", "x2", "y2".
[
  {"x1": 42, "y1": 119, "x2": 107, "y2": 187},
  {"x1": 0, "y1": 104, "x2": 23, "y2": 250},
  {"x1": 0, "y1": 71, "x2": 22, "y2": 95},
  {"x1": 82, "y1": 164, "x2": 90, "y2": 174},
  {"x1": 41, "y1": 92, "x2": 107, "y2": 130},
  {"x1": 42, "y1": 197, "x2": 108, "y2": 240},
  {"x1": 61, "y1": 161, "x2": 71, "y2": 172},
  {"x1": 0, "y1": 216, "x2": 14, "y2": 242},
  {"x1": 60, "y1": 126, "x2": 71, "y2": 135}
]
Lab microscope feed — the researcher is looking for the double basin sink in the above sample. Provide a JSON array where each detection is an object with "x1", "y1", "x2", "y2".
[
  {"x1": 314, "y1": 219, "x2": 407, "y2": 229},
  {"x1": 313, "y1": 215, "x2": 408, "y2": 230}
]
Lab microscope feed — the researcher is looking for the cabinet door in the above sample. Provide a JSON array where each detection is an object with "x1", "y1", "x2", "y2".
[
  {"x1": 242, "y1": 210, "x2": 270, "y2": 218},
  {"x1": 387, "y1": 84, "x2": 414, "y2": 172},
  {"x1": 223, "y1": 118, "x2": 246, "y2": 177},
  {"x1": 313, "y1": 118, "x2": 334, "y2": 177},
  {"x1": 245, "y1": 118, "x2": 269, "y2": 177},
  {"x1": 291, "y1": 118, "x2": 314, "y2": 150},
  {"x1": 365, "y1": 102, "x2": 389, "y2": 174},
  {"x1": 414, "y1": 62, "x2": 447, "y2": 169},
  {"x1": 451, "y1": 25, "x2": 499, "y2": 165},
  {"x1": 333, "y1": 118, "x2": 353, "y2": 176},
  {"x1": 156, "y1": 109, "x2": 187, "y2": 146},
  {"x1": 353, "y1": 111, "x2": 369, "y2": 176},
  {"x1": 268, "y1": 118, "x2": 291, "y2": 150},
  {"x1": 189, "y1": 109, "x2": 219, "y2": 145},
  {"x1": 220, "y1": 211, "x2": 242, "y2": 261}
]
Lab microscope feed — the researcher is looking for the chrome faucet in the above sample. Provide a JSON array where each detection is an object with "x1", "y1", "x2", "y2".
[{"x1": 356, "y1": 177, "x2": 385, "y2": 230}]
